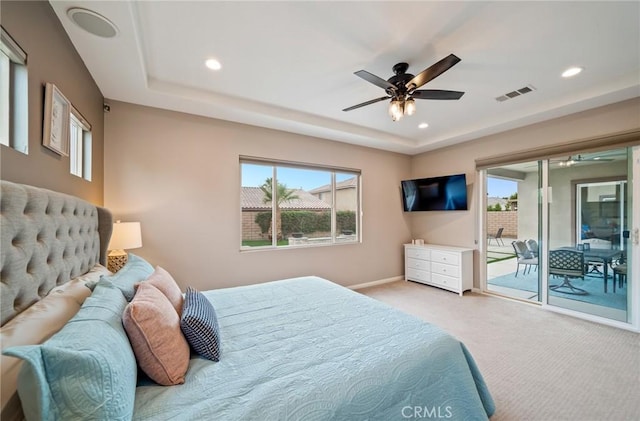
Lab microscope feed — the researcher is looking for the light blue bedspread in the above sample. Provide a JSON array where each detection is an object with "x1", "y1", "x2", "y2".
[{"x1": 133, "y1": 277, "x2": 495, "y2": 420}]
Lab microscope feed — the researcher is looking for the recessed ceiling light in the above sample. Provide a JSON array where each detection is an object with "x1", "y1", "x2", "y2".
[
  {"x1": 205, "y1": 59, "x2": 222, "y2": 71},
  {"x1": 418, "y1": 123, "x2": 429, "y2": 129},
  {"x1": 67, "y1": 8, "x2": 118, "y2": 38},
  {"x1": 562, "y1": 67, "x2": 583, "y2": 78}
]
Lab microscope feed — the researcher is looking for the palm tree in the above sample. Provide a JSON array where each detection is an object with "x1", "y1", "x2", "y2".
[{"x1": 260, "y1": 177, "x2": 299, "y2": 240}]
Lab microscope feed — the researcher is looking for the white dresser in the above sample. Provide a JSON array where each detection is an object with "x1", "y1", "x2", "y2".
[{"x1": 404, "y1": 244, "x2": 474, "y2": 296}]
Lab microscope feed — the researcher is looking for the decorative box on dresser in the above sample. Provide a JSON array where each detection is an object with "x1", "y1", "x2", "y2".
[{"x1": 404, "y1": 244, "x2": 474, "y2": 296}]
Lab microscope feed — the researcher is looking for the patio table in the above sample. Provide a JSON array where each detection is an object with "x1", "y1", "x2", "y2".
[{"x1": 558, "y1": 247, "x2": 621, "y2": 293}]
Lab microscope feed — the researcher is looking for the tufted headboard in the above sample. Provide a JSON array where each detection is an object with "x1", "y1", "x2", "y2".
[{"x1": 0, "y1": 181, "x2": 113, "y2": 326}]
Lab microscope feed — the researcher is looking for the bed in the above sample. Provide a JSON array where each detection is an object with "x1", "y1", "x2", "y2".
[{"x1": 0, "y1": 180, "x2": 495, "y2": 420}]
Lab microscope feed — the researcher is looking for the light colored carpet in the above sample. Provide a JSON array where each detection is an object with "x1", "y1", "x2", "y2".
[{"x1": 358, "y1": 280, "x2": 640, "y2": 421}]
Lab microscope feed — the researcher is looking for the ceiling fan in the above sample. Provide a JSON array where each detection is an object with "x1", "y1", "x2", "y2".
[
  {"x1": 555, "y1": 154, "x2": 614, "y2": 167},
  {"x1": 343, "y1": 53, "x2": 465, "y2": 121}
]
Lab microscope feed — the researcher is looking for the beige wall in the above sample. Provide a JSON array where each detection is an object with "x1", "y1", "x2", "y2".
[
  {"x1": 517, "y1": 171, "x2": 540, "y2": 242},
  {"x1": 548, "y1": 161, "x2": 627, "y2": 249},
  {"x1": 0, "y1": 1, "x2": 104, "y2": 204},
  {"x1": 410, "y1": 98, "x2": 640, "y2": 287},
  {"x1": 336, "y1": 188, "x2": 357, "y2": 211},
  {"x1": 104, "y1": 101, "x2": 412, "y2": 290}
]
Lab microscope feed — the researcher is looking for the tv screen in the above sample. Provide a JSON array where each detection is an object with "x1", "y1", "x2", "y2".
[{"x1": 401, "y1": 174, "x2": 468, "y2": 211}]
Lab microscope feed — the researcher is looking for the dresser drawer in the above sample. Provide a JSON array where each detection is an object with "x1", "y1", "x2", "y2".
[
  {"x1": 431, "y1": 250, "x2": 460, "y2": 266},
  {"x1": 431, "y1": 272, "x2": 460, "y2": 290},
  {"x1": 406, "y1": 247, "x2": 430, "y2": 261},
  {"x1": 407, "y1": 258, "x2": 430, "y2": 271},
  {"x1": 431, "y1": 261, "x2": 460, "y2": 278},
  {"x1": 406, "y1": 267, "x2": 431, "y2": 284}
]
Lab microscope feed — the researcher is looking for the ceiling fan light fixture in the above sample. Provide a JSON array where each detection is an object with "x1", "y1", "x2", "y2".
[
  {"x1": 389, "y1": 99, "x2": 403, "y2": 121},
  {"x1": 405, "y1": 98, "x2": 416, "y2": 116}
]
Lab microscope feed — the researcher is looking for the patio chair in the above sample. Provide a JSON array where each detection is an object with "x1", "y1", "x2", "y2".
[
  {"x1": 612, "y1": 251, "x2": 627, "y2": 292},
  {"x1": 488, "y1": 227, "x2": 505, "y2": 246},
  {"x1": 525, "y1": 239, "x2": 538, "y2": 258},
  {"x1": 549, "y1": 249, "x2": 587, "y2": 295},
  {"x1": 511, "y1": 240, "x2": 538, "y2": 277}
]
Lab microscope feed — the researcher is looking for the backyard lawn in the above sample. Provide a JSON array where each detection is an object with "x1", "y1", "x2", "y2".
[
  {"x1": 242, "y1": 239, "x2": 290, "y2": 247},
  {"x1": 487, "y1": 250, "x2": 516, "y2": 264}
]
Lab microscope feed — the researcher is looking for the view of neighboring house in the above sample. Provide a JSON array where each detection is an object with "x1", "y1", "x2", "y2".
[
  {"x1": 241, "y1": 187, "x2": 330, "y2": 241},
  {"x1": 308, "y1": 176, "x2": 358, "y2": 211}
]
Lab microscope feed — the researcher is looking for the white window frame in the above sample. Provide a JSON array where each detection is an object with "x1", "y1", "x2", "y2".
[
  {"x1": 69, "y1": 106, "x2": 92, "y2": 181},
  {"x1": 240, "y1": 157, "x2": 362, "y2": 250},
  {"x1": 0, "y1": 27, "x2": 28, "y2": 154}
]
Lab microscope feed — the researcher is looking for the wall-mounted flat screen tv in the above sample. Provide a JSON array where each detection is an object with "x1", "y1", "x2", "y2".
[{"x1": 401, "y1": 174, "x2": 468, "y2": 211}]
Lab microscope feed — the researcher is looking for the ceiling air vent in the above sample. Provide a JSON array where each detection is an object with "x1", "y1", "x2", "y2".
[{"x1": 495, "y1": 85, "x2": 536, "y2": 102}]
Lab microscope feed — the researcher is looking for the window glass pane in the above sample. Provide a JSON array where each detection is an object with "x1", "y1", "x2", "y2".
[
  {"x1": 335, "y1": 172, "x2": 358, "y2": 241},
  {"x1": 11, "y1": 61, "x2": 28, "y2": 154},
  {"x1": 0, "y1": 50, "x2": 9, "y2": 146},
  {"x1": 69, "y1": 110, "x2": 91, "y2": 179},
  {"x1": 1, "y1": 29, "x2": 28, "y2": 154},
  {"x1": 83, "y1": 131, "x2": 92, "y2": 181},
  {"x1": 278, "y1": 167, "x2": 331, "y2": 247},
  {"x1": 241, "y1": 163, "x2": 275, "y2": 247},
  {"x1": 69, "y1": 118, "x2": 81, "y2": 176}
]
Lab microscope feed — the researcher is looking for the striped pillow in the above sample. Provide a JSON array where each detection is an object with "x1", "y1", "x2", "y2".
[{"x1": 180, "y1": 287, "x2": 221, "y2": 361}]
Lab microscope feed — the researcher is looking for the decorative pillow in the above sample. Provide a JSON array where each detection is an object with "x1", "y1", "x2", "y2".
[
  {"x1": 73, "y1": 263, "x2": 112, "y2": 291},
  {"x1": 0, "y1": 264, "x2": 111, "y2": 412},
  {"x1": 181, "y1": 287, "x2": 221, "y2": 362},
  {"x1": 143, "y1": 266, "x2": 184, "y2": 315},
  {"x1": 3, "y1": 279, "x2": 136, "y2": 421},
  {"x1": 102, "y1": 253, "x2": 153, "y2": 300},
  {"x1": 122, "y1": 282, "x2": 190, "y2": 385}
]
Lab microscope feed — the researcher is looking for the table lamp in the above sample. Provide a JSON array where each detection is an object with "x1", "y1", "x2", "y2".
[{"x1": 107, "y1": 221, "x2": 142, "y2": 272}]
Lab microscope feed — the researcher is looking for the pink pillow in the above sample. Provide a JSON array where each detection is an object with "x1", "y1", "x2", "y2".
[
  {"x1": 144, "y1": 266, "x2": 184, "y2": 315},
  {"x1": 122, "y1": 282, "x2": 190, "y2": 385}
]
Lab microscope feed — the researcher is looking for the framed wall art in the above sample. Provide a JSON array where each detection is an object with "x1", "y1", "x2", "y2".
[{"x1": 42, "y1": 83, "x2": 70, "y2": 156}]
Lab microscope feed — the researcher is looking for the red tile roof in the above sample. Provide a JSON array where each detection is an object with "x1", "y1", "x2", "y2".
[
  {"x1": 308, "y1": 176, "x2": 357, "y2": 194},
  {"x1": 241, "y1": 187, "x2": 331, "y2": 210}
]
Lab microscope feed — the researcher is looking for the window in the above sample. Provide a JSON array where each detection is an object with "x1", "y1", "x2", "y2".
[
  {"x1": 240, "y1": 157, "x2": 360, "y2": 249},
  {"x1": 0, "y1": 27, "x2": 28, "y2": 153},
  {"x1": 69, "y1": 107, "x2": 92, "y2": 180}
]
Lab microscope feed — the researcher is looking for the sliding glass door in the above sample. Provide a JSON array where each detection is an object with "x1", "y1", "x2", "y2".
[
  {"x1": 483, "y1": 146, "x2": 636, "y2": 327},
  {"x1": 485, "y1": 161, "x2": 541, "y2": 302},
  {"x1": 547, "y1": 148, "x2": 630, "y2": 322}
]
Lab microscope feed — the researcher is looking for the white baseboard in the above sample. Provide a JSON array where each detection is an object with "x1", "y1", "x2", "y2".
[{"x1": 348, "y1": 276, "x2": 404, "y2": 290}]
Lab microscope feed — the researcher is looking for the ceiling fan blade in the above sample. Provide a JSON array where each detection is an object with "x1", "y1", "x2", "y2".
[
  {"x1": 354, "y1": 70, "x2": 397, "y2": 91},
  {"x1": 411, "y1": 90, "x2": 465, "y2": 100},
  {"x1": 406, "y1": 54, "x2": 461, "y2": 90},
  {"x1": 342, "y1": 96, "x2": 390, "y2": 112}
]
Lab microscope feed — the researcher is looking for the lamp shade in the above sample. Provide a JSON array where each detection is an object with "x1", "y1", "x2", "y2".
[{"x1": 108, "y1": 221, "x2": 142, "y2": 251}]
